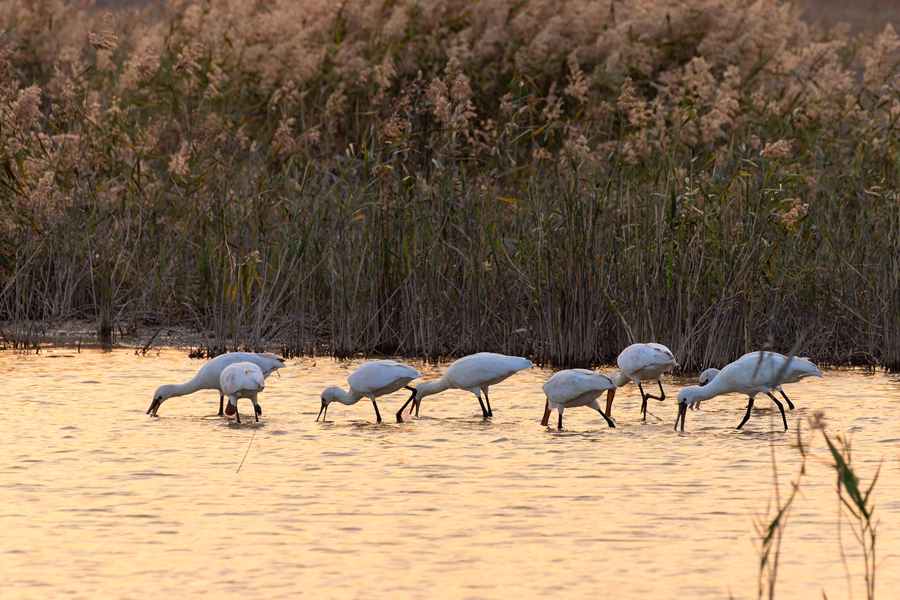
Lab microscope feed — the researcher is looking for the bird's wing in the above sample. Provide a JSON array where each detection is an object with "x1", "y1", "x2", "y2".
[
  {"x1": 200, "y1": 353, "x2": 245, "y2": 386},
  {"x1": 543, "y1": 370, "x2": 613, "y2": 400},
  {"x1": 348, "y1": 360, "x2": 421, "y2": 393},
  {"x1": 219, "y1": 364, "x2": 239, "y2": 393},
  {"x1": 726, "y1": 353, "x2": 782, "y2": 388},
  {"x1": 620, "y1": 344, "x2": 677, "y2": 375},
  {"x1": 448, "y1": 354, "x2": 532, "y2": 388},
  {"x1": 783, "y1": 357, "x2": 823, "y2": 382},
  {"x1": 245, "y1": 353, "x2": 286, "y2": 376}
]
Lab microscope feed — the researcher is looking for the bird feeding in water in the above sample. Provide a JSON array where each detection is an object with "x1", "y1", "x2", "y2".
[
  {"x1": 397, "y1": 353, "x2": 533, "y2": 422},
  {"x1": 319, "y1": 360, "x2": 422, "y2": 424},
  {"x1": 540, "y1": 369, "x2": 617, "y2": 429},
  {"x1": 608, "y1": 343, "x2": 678, "y2": 420},
  {"x1": 674, "y1": 351, "x2": 823, "y2": 432},
  {"x1": 147, "y1": 352, "x2": 285, "y2": 417},
  {"x1": 220, "y1": 362, "x2": 266, "y2": 424},
  {"x1": 699, "y1": 351, "x2": 821, "y2": 411}
]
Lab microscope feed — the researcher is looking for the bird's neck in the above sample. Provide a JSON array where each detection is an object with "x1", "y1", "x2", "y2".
[
  {"x1": 171, "y1": 376, "x2": 207, "y2": 398},
  {"x1": 610, "y1": 372, "x2": 631, "y2": 387},
  {"x1": 693, "y1": 376, "x2": 730, "y2": 401},
  {"x1": 416, "y1": 379, "x2": 450, "y2": 399},
  {"x1": 335, "y1": 388, "x2": 364, "y2": 405}
]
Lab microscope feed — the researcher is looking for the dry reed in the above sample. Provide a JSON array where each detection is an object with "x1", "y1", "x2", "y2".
[{"x1": 0, "y1": 0, "x2": 898, "y2": 368}]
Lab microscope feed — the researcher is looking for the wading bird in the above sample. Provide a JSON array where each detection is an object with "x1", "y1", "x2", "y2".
[
  {"x1": 148, "y1": 352, "x2": 285, "y2": 417},
  {"x1": 674, "y1": 351, "x2": 823, "y2": 432},
  {"x1": 699, "y1": 351, "x2": 821, "y2": 410},
  {"x1": 319, "y1": 360, "x2": 422, "y2": 424},
  {"x1": 608, "y1": 343, "x2": 678, "y2": 420},
  {"x1": 540, "y1": 369, "x2": 617, "y2": 429},
  {"x1": 397, "y1": 353, "x2": 533, "y2": 422},
  {"x1": 220, "y1": 362, "x2": 265, "y2": 424}
]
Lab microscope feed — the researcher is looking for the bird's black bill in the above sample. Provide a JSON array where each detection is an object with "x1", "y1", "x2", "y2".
[
  {"x1": 316, "y1": 399, "x2": 326, "y2": 421},
  {"x1": 146, "y1": 399, "x2": 160, "y2": 416},
  {"x1": 674, "y1": 403, "x2": 687, "y2": 431}
]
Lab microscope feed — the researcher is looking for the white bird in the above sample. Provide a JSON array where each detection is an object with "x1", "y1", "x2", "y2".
[
  {"x1": 148, "y1": 352, "x2": 285, "y2": 417},
  {"x1": 398, "y1": 352, "x2": 533, "y2": 421},
  {"x1": 220, "y1": 362, "x2": 266, "y2": 424},
  {"x1": 699, "y1": 351, "x2": 821, "y2": 410},
  {"x1": 675, "y1": 351, "x2": 823, "y2": 431},
  {"x1": 608, "y1": 343, "x2": 678, "y2": 420},
  {"x1": 540, "y1": 369, "x2": 617, "y2": 429},
  {"x1": 318, "y1": 360, "x2": 422, "y2": 423}
]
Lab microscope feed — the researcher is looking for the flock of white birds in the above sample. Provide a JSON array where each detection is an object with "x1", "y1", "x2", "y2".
[{"x1": 148, "y1": 344, "x2": 823, "y2": 431}]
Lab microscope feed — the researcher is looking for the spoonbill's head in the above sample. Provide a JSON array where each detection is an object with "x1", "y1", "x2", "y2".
[
  {"x1": 147, "y1": 385, "x2": 178, "y2": 416},
  {"x1": 317, "y1": 387, "x2": 342, "y2": 421},
  {"x1": 698, "y1": 368, "x2": 720, "y2": 386},
  {"x1": 609, "y1": 372, "x2": 631, "y2": 388},
  {"x1": 673, "y1": 387, "x2": 703, "y2": 431}
]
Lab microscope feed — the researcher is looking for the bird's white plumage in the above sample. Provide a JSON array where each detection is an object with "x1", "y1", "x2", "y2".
[
  {"x1": 543, "y1": 369, "x2": 615, "y2": 408},
  {"x1": 541, "y1": 369, "x2": 617, "y2": 428},
  {"x1": 320, "y1": 360, "x2": 423, "y2": 423},
  {"x1": 149, "y1": 351, "x2": 285, "y2": 416},
  {"x1": 347, "y1": 360, "x2": 423, "y2": 396},
  {"x1": 676, "y1": 351, "x2": 823, "y2": 431},
  {"x1": 411, "y1": 352, "x2": 534, "y2": 419},
  {"x1": 700, "y1": 352, "x2": 821, "y2": 389},
  {"x1": 443, "y1": 353, "x2": 534, "y2": 391},
  {"x1": 613, "y1": 343, "x2": 677, "y2": 384},
  {"x1": 607, "y1": 342, "x2": 677, "y2": 420},
  {"x1": 220, "y1": 362, "x2": 266, "y2": 399}
]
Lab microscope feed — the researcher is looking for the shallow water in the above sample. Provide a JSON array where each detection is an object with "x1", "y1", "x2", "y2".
[{"x1": 3, "y1": 349, "x2": 899, "y2": 599}]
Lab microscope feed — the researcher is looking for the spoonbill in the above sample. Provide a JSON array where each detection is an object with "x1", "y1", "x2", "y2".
[
  {"x1": 318, "y1": 360, "x2": 422, "y2": 423},
  {"x1": 148, "y1": 352, "x2": 285, "y2": 417},
  {"x1": 699, "y1": 351, "x2": 821, "y2": 410},
  {"x1": 220, "y1": 362, "x2": 265, "y2": 424},
  {"x1": 540, "y1": 369, "x2": 617, "y2": 429},
  {"x1": 396, "y1": 352, "x2": 533, "y2": 422},
  {"x1": 674, "y1": 352, "x2": 823, "y2": 431},
  {"x1": 608, "y1": 343, "x2": 678, "y2": 420}
]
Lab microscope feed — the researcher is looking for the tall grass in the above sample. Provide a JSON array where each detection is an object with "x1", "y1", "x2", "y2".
[
  {"x1": 753, "y1": 413, "x2": 881, "y2": 600},
  {"x1": 1, "y1": 0, "x2": 898, "y2": 367}
]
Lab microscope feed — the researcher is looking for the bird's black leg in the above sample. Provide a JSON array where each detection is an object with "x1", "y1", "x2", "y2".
[
  {"x1": 235, "y1": 400, "x2": 241, "y2": 424},
  {"x1": 253, "y1": 403, "x2": 260, "y2": 423},
  {"x1": 779, "y1": 389, "x2": 795, "y2": 410},
  {"x1": 597, "y1": 408, "x2": 616, "y2": 428},
  {"x1": 637, "y1": 382, "x2": 648, "y2": 420},
  {"x1": 767, "y1": 392, "x2": 789, "y2": 431},
  {"x1": 736, "y1": 397, "x2": 754, "y2": 430},
  {"x1": 218, "y1": 395, "x2": 224, "y2": 416},
  {"x1": 640, "y1": 381, "x2": 664, "y2": 402},
  {"x1": 372, "y1": 398, "x2": 383, "y2": 424},
  {"x1": 475, "y1": 394, "x2": 489, "y2": 419},
  {"x1": 395, "y1": 389, "x2": 417, "y2": 423},
  {"x1": 484, "y1": 389, "x2": 493, "y2": 417},
  {"x1": 557, "y1": 411, "x2": 563, "y2": 430}
]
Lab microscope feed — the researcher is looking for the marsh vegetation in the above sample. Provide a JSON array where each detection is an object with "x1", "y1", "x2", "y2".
[{"x1": 1, "y1": 0, "x2": 898, "y2": 368}]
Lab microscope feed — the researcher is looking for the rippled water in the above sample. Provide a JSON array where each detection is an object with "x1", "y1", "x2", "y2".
[{"x1": 3, "y1": 349, "x2": 899, "y2": 599}]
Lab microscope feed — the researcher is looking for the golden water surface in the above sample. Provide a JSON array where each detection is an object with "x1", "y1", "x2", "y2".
[{"x1": 3, "y1": 349, "x2": 899, "y2": 599}]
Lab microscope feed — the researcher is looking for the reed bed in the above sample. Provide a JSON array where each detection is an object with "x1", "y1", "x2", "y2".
[{"x1": 1, "y1": 0, "x2": 898, "y2": 369}]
